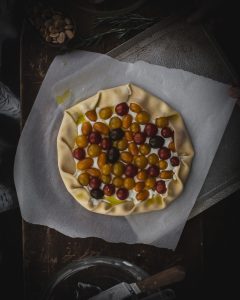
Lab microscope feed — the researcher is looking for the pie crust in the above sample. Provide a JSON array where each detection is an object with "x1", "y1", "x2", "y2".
[{"x1": 57, "y1": 84, "x2": 194, "y2": 216}]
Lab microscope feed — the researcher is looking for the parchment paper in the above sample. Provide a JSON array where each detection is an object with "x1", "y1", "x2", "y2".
[{"x1": 14, "y1": 51, "x2": 235, "y2": 249}]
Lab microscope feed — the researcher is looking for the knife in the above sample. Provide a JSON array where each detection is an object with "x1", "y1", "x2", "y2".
[{"x1": 88, "y1": 265, "x2": 185, "y2": 300}]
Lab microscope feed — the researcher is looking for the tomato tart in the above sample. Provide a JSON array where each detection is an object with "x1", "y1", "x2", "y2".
[{"x1": 57, "y1": 84, "x2": 194, "y2": 215}]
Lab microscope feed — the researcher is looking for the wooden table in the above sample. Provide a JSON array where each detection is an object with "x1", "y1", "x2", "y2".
[{"x1": 20, "y1": 1, "x2": 239, "y2": 299}]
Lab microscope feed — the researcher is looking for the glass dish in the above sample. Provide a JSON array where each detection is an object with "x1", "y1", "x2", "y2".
[{"x1": 42, "y1": 256, "x2": 148, "y2": 300}]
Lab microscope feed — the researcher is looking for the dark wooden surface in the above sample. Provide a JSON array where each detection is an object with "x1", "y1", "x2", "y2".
[{"x1": 19, "y1": 1, "x2": 240, "y2": 299}]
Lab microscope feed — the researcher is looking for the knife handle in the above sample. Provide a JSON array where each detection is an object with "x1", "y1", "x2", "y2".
[{"x1": 137, "y1": 265, "x2": 185, "y2": 292}]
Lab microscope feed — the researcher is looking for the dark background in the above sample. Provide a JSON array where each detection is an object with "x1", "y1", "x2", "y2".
[{"x1": 0, "y1": 0, "x2": 240, "y2": 299}]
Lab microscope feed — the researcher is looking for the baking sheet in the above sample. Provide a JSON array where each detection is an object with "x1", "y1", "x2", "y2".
[{"x1": 14, "y1": 51, "x2": 235, "y2": 249}]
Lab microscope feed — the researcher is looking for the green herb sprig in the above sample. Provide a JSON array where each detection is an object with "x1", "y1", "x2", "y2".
[{"x1": 81, "y1": 13, "x2": 161, "y2": 46}]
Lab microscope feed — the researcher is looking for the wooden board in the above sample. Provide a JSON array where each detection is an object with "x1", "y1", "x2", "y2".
[{"x1": 108, "y1": 17, "x2": 240, "y2": 218}]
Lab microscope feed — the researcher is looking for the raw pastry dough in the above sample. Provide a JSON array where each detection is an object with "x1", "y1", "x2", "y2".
[{"x1": 57, "y1": 84, "x2": 194, "y2": 216}]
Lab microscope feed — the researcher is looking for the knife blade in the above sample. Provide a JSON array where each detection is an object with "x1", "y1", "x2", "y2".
[{"x1": 89, "y1": 265, "x2": 185, "y2": 300}]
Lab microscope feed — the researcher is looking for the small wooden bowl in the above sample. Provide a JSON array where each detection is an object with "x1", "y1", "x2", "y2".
[{"x1": 27, "y1": 6, "x2": 78, "y2": 49}]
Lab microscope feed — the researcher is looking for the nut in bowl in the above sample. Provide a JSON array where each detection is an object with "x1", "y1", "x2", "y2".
[
  {"x1": 57, "y1": 84, "x2": 194, "y2": 216},
  {"x1": 28, "y1": 5, "x2": 77, "y2": 47}
]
